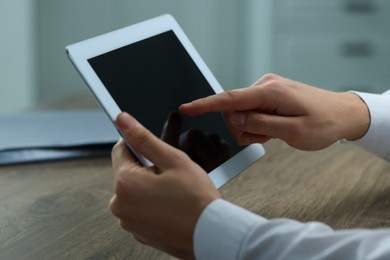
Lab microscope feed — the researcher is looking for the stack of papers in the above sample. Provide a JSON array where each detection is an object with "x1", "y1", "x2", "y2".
[{"x1": 0, "y1": 110, "x2": 120, "y2": 165}]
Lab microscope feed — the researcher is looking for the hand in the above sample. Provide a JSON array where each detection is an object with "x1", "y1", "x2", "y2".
[
  {"x1": 109, "y1": 112, "x2": 220, "y2": 259},
  {"x1": 161, "y1": 112, "x2": 231, "y2": 172},
  {"x1": 180, "y1": 73, "x2": 370, "y2": 151}
]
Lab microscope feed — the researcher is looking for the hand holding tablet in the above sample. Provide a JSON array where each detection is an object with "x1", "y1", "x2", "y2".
[
  {"x1": 111, "y1": 111, "x2": 220, "y2": 259},
  {"x1": 66, "y1": 14, "x2": 265, "y2": 188}
]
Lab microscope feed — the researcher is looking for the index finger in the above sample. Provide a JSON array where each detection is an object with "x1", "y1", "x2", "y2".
[{"x1": 179, "y1": 87, "x2": 262, "y2": 116}]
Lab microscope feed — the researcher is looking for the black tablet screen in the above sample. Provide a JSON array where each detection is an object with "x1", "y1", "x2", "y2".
[{"x1": 88, "y1": 30, "x2": 243, "y2": 172}]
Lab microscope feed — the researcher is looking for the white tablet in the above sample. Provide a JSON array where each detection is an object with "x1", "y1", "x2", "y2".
[{"x1": 66, "y1": 14, "x2": 265, "y2": 188}]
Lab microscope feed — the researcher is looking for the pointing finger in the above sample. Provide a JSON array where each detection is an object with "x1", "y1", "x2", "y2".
[{"x1": 179, "y1": 87, "x2": 265, "y2": 116}]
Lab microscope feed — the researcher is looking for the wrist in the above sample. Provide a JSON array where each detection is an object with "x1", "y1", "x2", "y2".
[{"x1": 339, "y1": 92, "x2": 370, "y2": 141}]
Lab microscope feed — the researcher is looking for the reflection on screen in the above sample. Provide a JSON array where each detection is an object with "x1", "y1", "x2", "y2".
[{"x1": 88, "y1": 30, "x2": 243, "y2": 172}]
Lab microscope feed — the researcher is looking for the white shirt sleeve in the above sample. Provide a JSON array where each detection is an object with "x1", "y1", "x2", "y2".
[
  {"x1": 194, "y1": 90, "x2": 390, "y2": 259},
  {"x1": 348, "y1": 90, "x2": 390, "y2": 161},
  {"x1": 194, "y1": 199, "x2": 390, "y2": 260}
]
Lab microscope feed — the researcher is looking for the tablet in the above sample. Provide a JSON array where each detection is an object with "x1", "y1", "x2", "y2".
[{"x1": 66, "y1": 14, "x2": 265, "y2": 188}]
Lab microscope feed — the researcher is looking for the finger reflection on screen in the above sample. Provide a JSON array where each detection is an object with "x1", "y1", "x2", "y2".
[{"x1": 161, "y1": 111, "x2": 231, "y2": 173}]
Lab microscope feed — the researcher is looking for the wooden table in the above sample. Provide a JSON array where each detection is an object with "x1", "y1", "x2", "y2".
[{"x1": 1, "y1": 101, "x2": 389, "y2": 259}]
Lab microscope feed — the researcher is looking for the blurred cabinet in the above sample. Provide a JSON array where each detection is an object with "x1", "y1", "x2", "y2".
[
  {"x1": 273, "y1": 0, "x2": 390, "y2": 92},
  {"x1": 0, "y1": 0, "x2": 37, "y2": 113}
]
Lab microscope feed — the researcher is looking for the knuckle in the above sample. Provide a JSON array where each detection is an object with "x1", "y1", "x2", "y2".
[
  {"x1": 258, "y1": 115, "x2": 269, "y2": 128},
  {"x1": 109, "y1": 195, "x2": 121, "y2": 217},
  {"x1": 110, "y1": 180, "x2": 137, "y2": 217},
  {"x1": 256, "y1": 73, "x2": 280, "y2": 85},
  {"x1": 114, "y1": 174, "x2": 134, "y2": 198},
  {"x1": 225, "y1": 89, "x2": 236, "y2": 98},
  {"x1": 170, "y1": 149, "x2": 190, "y2": 166},
  {"x1": 114, "y1": 177, "x2": 125, "y2": 195},
  {"x1": 250, "y1": 114, "x2": 269, "y2": 129},
  {"x1": 225, "y1": 89, "x2": 240, "y2": 99},
  {"x1": 265, "y1": 79, "x2": 283, "y2": 90},
  {"x1": 262, "y1": 73, "x2": 278, "y2": 81},
  {"x1": 224, "y1": 89, "x2": 242, "y2": 110},
  {"x1": 111, "y1": 140, "x2": 122, "y2": 157},
  {"x1": 132, "y1": 129, "x2": 152, "y2": 149}
]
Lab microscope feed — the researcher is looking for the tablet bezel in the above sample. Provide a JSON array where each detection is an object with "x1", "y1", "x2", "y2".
[{"x1": 66, "y1": 14, "x2": 265, "y2": 188}]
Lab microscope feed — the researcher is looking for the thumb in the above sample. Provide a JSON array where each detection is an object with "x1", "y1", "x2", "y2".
[{"x1": 116, "y1": 112, "x2": 182, "y2": 170}]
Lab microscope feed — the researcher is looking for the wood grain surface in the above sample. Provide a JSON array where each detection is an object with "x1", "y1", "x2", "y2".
[{"x1": 0, "y1": 132, "x2": 389, "y2": 259}]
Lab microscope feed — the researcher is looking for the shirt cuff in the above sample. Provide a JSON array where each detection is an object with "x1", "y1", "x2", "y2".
[
  {"x1": 193, "y1": 199, "x2": 267, "y2": 260},
  {"x1": 342, "y1": 91, "x2": 390, "y2": 161}
]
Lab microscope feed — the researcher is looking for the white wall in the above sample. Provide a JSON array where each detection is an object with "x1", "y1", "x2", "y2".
[
  {"x1": 37, "y1": 0, "x2": 253, "y2": 103},
  {"x1": 0, "y1": 1, "x2": 275, "y2": 111},
  {"x1": 0, "y1": 0, "x2": 37, "y2": 113},
  {"x1": 2, "y1": 1, "x2": 385, "y2": 112}
]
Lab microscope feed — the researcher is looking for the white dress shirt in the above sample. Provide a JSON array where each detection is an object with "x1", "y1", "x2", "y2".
[{"x1": 194, "y1": 90, "x2": 390, "y2": 260}]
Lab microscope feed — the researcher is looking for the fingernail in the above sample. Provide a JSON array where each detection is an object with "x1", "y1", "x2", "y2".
[
  {"x1": 231, "y1": 113, "x2": 246, "y2": 126},
  {"x1": 117, "y1": 112, "x2": 135, "y2": 130}
]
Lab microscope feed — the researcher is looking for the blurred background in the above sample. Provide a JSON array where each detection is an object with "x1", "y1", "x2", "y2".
[{"x1": 1, "y1": 0, "x2": 389, "y2": 113}]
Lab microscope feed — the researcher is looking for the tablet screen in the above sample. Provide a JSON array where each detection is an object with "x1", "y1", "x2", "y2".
[{"x1": 88, "y1": 30, "x2": 244, "y2": 172}]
